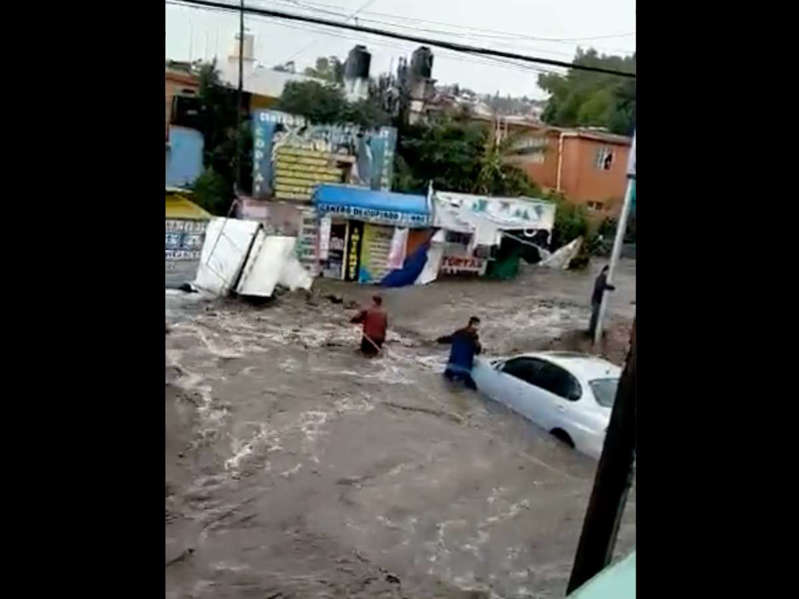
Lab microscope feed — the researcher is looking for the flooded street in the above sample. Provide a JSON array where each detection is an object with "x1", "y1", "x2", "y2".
[{"x1": 165, "y1": 259, "x2": 636, "y2": 599}]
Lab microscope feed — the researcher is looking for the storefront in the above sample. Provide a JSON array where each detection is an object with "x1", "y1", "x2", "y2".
[
  {"x1": 312, "y1": 184, "x2": 432, "y2": 283},
  {"x1": 431, "y1": 189, "x2": 556, "y2": 279}
]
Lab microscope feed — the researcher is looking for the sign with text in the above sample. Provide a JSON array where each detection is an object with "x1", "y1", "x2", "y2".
[
  {"x1": 316, "y1": 202, "x2": 430, "y2": 227},
  {"x1": 252, "y1": 110, "x2": 397, "y2": 201}
]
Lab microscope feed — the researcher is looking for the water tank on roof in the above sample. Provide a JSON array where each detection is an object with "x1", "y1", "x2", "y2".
[
  {"x1": 345, "y1": 45, "x2": 371, "y2": 80},
  {"x1": 411, "y1": 46, "x2": 433, "y2": 79}
]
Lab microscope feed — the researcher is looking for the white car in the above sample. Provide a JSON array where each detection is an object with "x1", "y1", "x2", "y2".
[{"x1": 471, "y1": 351, "x2": 620, "y2": 459}]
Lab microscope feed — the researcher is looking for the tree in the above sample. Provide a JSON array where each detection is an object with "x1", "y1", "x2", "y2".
[
  {"x1": 191, "y1": 168, "x2": 230, "y2": 215},
  {"x1": 392, "y1": 114, "x2": 487, "y2": 194},
  {"x1": 277, "y1": 80, "x2": 391, "y2": 128},
  {"x1": 538, "y1": 48, "x2": 635, "y2": 135},
  {"x1": 393, "y1": 114, "x2": 541, "y2": 197},
  {"x1": 192, "y1": 60, "x2": 252, "y2": 214},
  {"x1": 548, "y1": 191, "x2": 590, "y2": 250},
  {"x1": 474, "y1": 124, "x2": 542, "y2": 196},
  {"x1": 303, "y1": 56, "x2": 345, "y2": 84}
]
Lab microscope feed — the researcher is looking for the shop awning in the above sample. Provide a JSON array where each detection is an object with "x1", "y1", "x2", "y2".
[
  {"x1": 433, "y1": 191, "x2": 556, "y2": 232},
  {"x1": 313, "y1": 184, "x2": 431, "y2": 227},
  {"x1": 166, "y1": 191, "x2": 212, "y2": 220}
]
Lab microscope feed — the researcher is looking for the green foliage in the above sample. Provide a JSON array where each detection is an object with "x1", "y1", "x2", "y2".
[
  {"x1": 277, "y1": 80, "x2": 349, "y2": 124},
  {"x1": 195, "y1": 60, "x2": 252, "y2": 203},
  {"x1": 538, "y1": 48, "x2": 635, "y2": 135},
  {"x1": 392, "y1": 115, "x2": 486, "y2": 194},
  {"x1": 303, "y1": 56, "x2": 345, "y2": 84},
  {"x1": 475, "y1": 127, "x2": 543, "y2": 196},
  {"x1": 393, "y1": 115, "x2": 541, "y2": 196},
  {"x1": 191, "y1": 168, "x2": 231, "y2": 216},
  {"x1": 277, "y1": 80, "x2": 390, "y2": 128},
  {"x1": 549, "y1": 192, "x2": 590, "y2": 250}
]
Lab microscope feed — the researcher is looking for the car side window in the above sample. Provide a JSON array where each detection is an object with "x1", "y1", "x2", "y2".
[
  {"x1": 501, "y1": 357, "x2": 541, "y2": 385},
  {"x1": 505, "y1": 358, "x2": 582, "y2": 401},
  {"x1": 537, "y1": 361, "x2": 582, "y2": 401}
]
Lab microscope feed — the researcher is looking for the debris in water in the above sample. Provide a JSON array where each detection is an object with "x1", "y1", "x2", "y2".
[{"x1": 165, "y1": 547, "x2": 195, "y2": 568}]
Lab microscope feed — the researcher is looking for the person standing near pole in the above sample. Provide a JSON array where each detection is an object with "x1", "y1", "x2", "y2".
[
  {"x1": 593, "y1": 132, "x2": 635, "y2": 345},
  {"x1": 589, "y1": 265, "x2": 615, "y2": 338}
]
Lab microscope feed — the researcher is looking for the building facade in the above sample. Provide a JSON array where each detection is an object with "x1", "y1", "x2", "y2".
[{"x1": 493, "y1": 119, "x2": 632, "y2": 218}]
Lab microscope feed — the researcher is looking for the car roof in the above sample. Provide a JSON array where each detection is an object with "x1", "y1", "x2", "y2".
[{"x1": 512, "y1": 351, "x2": 621, "y2": 381}]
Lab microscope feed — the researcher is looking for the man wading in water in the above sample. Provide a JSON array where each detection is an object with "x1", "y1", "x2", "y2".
[
  {"x1": 437, "y1": 316, "x2": 482, "y2": 389},
  {"x1": 351, "y1": 295, "x2": 388, "y2": 357}
]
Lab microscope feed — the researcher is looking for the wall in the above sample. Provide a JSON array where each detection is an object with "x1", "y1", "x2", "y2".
[
  {"x1": 560, "y1": 136, "x2": 630, "y2": 217},
  {"x1": 507, "y1": 128, "x2": 561, "y2": 191},
  {"x1": 166, "y1": 70, "x2": 199, "y2": 139},
  {"x1": 166, "y1": 126, "x2": 204, "y2": 188},
  {"x1": 165, "y1": 219, "x2": 207, "y2": 288}
]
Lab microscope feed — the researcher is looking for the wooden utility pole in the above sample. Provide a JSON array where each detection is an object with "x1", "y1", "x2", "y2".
[{"x1": 567, "y1": 319, "x2": 636, "y2": 594}]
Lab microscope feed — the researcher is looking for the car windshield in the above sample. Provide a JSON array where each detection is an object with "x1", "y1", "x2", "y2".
[{"x1": 589, "y1": 378, "x2": 619, "y2": 408}]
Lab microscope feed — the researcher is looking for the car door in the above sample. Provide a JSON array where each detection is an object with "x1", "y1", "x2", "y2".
[
  {"x1": 521, "y1": 359, "x2": 584, "y2": 437},
  {"x1": 482, "y1": 357, "x2": 558, "y2": 431}
]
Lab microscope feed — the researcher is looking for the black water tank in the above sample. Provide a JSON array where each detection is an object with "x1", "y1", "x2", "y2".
[
  {"x1": 345, "y1": 45, "x2": 371, "y2": 79},
  {"x1": 411, "y1": 46, "x2": 433, "y2": 78}
]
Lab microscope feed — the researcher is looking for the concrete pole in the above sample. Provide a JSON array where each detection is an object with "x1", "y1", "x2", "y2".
[{"x1": 593, "y1": 132, "x2": 635, "y2": 346}]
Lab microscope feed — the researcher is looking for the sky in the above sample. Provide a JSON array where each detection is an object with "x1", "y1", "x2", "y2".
[{"x1": 165, "y1": 0, "x2": 635, "y2": 100}]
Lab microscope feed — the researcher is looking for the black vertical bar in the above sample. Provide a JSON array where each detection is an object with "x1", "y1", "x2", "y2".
[{"x1": 566, "y1": 320, "x2": 636, "y2": 594}]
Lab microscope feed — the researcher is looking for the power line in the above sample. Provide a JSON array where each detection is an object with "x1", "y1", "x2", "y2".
[
  {"x1": 280, "y1": 0, "x2": 378, "y2": 65},
  {"x1": 169, "y1": 0, "x2": 636, "y2": 79},
  {"x1": 247, "y1": 13, "x2": 566, "y2": 79},
  {"x1": 262, "y1": 0, "x2": 635, "y2": 46},
  {"x1": 167, "y1": 0, "x2": 565, "y2": 82}
]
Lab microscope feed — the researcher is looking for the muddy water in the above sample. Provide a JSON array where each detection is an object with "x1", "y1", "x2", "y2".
[{"x1": 165, "y1": 261, "x2": 636, "y2": 598}]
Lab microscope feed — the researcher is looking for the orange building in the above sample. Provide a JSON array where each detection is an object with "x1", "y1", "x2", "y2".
[
  {"x1": 476, "y1": 115, "x2": 632, "y2": 219},
  {"x1": 553, "y1": 130, "x2": 631, "y2": 217}
]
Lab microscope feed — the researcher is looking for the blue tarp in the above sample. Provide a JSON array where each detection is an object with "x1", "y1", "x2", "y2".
[
  {"x1": 380, "y1": 243, "x2": 430, "y2": 287},
  {"x1": 313, "y1": 184, "x2": 431, "y2": 227}
]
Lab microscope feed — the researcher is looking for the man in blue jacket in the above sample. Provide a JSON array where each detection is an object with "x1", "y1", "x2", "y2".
[{"x1": 437, "y1": 316, "x2": 482, "y2": 389}]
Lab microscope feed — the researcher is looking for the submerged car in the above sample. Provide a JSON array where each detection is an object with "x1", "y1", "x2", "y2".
[{"x1": 471, "y1": 351, "x2": 620, "y2": 459}]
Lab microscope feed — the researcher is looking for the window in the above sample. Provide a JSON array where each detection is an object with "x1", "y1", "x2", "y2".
[
  {"x1": 589, "y1": 378, "x2": 618, "y2": 408},
  {"x1": 502, "y1": 357, "x2": 582, "y2": 401},
  {"x1": 502, "y1": 357, "x2": 542, "y2": 385},
  {"x1": 595, "y1": 146, "x2": 614, "y2": 170}
]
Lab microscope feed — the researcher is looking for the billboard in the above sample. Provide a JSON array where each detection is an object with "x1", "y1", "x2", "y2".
[{"x1": 252, "y1": 109, "x2": 397, "y2": 201}]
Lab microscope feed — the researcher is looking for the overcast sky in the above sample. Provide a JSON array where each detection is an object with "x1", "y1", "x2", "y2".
[{"x1": 165, "y1": 0, "x2": 635, "y2": 99}]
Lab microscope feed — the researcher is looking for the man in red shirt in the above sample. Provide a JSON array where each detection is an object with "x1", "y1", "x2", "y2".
[{"x1": 351, "y1": 295, "x2": 388, "y2": 356}]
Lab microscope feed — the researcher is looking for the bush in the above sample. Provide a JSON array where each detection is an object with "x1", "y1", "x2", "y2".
[
  {"x1": 191, "y1": 168, "x2": 232, "y2": 216},
  {"x1": 550, "y1": 193, "x2": 589, "y2": 250}
]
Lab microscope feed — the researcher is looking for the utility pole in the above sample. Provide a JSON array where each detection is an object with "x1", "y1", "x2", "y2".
[
  {"x1": 235, "y1": 0, "x2": 244, "y2": 195},
  {"x1": 567, "y1": 320, "x2": 636, "y2": 594},
  {"x1": 594, "y1": 132, "x2": 636, "y2": 346}
]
